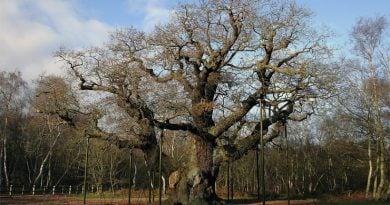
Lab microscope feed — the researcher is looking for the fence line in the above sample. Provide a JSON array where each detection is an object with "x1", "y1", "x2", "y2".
[{"x1": 0, "y1": 183, "x2": 165, "y2": 202}]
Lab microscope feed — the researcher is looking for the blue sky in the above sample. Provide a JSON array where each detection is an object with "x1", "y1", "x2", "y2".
[
  {"x1": 77, "y1": 0, "x2": 390, "y2": 35},
  {"x1": 0, "y1": 0, "x2": 389, "y2": 81},
  {"x1": 298, "y1": 0, "x2": 389, "y2": 37},
  {"x1": 78, "y1": 0, "x2": 181, "y2": 28}
]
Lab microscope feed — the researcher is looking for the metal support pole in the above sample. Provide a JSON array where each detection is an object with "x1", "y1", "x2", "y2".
[
  {"x1": 256, "y1": 147, "x2": 260, "y2": 200},
  {"x1": 158, "y1": 132, "x2": 163, "y2": 205},
  {"x1": 227, "y1": 160, "x2": 230, "y2": 201},
  {"x1": 285, "y1": 124, "x2": 290, "y2": 205},
  {"x1": 148, "y1": 169, "x2": 153, "y2": 203},
  {"x1": 260, "y1": 101, "x2": 265, "y2": 205},
  {"x1": 0, "y1": 152, "x2": 2, "y2": 196},
  {"x1": 230, "y1": 160, "x2": 234, "y2": 200},
  {"x1": 152, "y1": 171, "x2": 155, "y2": 202},
  {"x1": 83, "y1": 137, "x2": 90, "y2": 205},
  {"x1": 128, "y1": 149, "x2": 133, "y2": 205}
]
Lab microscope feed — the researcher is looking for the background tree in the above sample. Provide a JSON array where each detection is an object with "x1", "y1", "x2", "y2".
[
  {"x1": 336, "y1": 16, "x2": 390, "y2": 199},
  {"x1": 0, "y1": 71, "x2": 28, "y2": 190},
  {"x1": 25, "y1": 75, "x2": 80, "y2": 188}
]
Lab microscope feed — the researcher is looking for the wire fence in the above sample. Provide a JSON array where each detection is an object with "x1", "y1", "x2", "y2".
[{"x1": 0, "y1": 184, "x2": 165, "y2": 204}]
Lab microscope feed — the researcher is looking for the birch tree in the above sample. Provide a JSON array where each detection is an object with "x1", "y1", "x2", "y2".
[
  {"x1": 350, "y1": 16, "x2": 389, "y2": 200},
  {"x1": 0, "y1": 71, "x2": 27, "y2": 190}
]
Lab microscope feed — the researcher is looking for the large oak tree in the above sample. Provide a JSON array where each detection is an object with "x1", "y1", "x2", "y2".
[{"x1": 57, "y1": 0, "x2": 336, "y2": 204}]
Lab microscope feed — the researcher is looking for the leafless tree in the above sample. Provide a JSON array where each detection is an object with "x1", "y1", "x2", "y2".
[
  {"x1": 350, "y1": 16, "x2": 389, "y2": 199},
  {"x1": 57, "y1": 0, "x2": 336, "y2": 203},
  {"x1": 0, "y1": 71, "x2": 27, "y2": 190}
]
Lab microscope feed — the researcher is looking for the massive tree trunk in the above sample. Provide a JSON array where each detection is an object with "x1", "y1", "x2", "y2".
[{"x1": 168, "y1": 137, "x2": 220, "y2": 205}]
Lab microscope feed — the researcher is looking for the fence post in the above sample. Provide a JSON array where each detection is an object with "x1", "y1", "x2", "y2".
[
  {"x1": 61, "y1": 186, "x2": 64, "y2": 194},
  {"x1": 22, "y1": 185, "x2": 24, "y2": 195},
  {"x1": 32, "y1": 185, "x2": 35, "y2": 195},
  {"x1": 9, "y1": 184, "x2": 12, "y2": 196},
  {"x1": 69, "y1": 185, "x2": 72, "y2": 195},
  {"x1": 43, "y1": 186, "x2": 46, "y2": 195},
  {"x1": 52, "y1": 185, "x2": 56, "y2": 195}
]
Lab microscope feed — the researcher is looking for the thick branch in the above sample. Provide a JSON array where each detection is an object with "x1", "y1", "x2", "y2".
[
  {"x1": 154, "y1": 120, "x2": 214, "y2": 141},
  {"x1": 209, "y1": 89, "x2": 262, "y2": 137}
]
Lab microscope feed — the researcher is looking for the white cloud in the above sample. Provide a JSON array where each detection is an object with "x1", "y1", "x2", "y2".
[
  {"x1": 143, "y1": 5, "x2": 172, "y2": 31},
  {"x1": 127, "y1": 0, "x2": 175, "y2": 32},
  {"x1": 0, "y1": 0, "x2": 112, "y2": 82}
]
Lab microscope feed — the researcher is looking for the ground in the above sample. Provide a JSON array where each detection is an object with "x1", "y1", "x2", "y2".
[
  {"x1": 0, "y1": 193, "x2": 388, "y2": 205},
  {"x1": 0, "y1": 196, "x2": 318, "y2": 205}
]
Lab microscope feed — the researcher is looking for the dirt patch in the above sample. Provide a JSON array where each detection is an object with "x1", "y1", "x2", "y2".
[
  {"x1": 1, "y1": 195, "x2": 319, "y2": 205},
  {"x1": 0, "y1": 195, "x2": 153, "y2": 205},
  {"x1": 245, "y1": 199, "x2": 318, "y2": 205}
]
